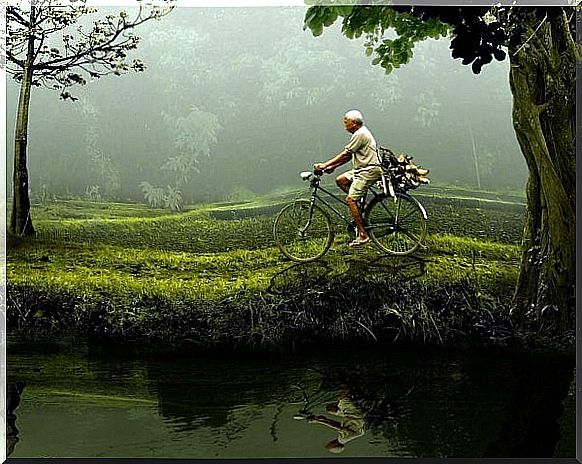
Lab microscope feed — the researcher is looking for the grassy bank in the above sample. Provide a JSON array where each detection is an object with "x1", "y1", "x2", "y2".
[{"x1": 7, "y1": 185, "x2": 526, "y2": 349}]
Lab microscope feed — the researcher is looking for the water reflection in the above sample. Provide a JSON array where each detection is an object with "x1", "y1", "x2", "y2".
[
  {"x1": 6, "y1": 341, "x2": 575, "y2": 458},
  {"x1": 297, "y1": 388, "x2": 366, "y2": 453},
  {"x1": 289, "y1": 362, "x2": 415, "y2": 455},
  {"x1": 7, "y1": 382, "x2": 26, "y2": 457},
  {"x1": 148, "y1": 356, "x2": 300, "y2": 436}
]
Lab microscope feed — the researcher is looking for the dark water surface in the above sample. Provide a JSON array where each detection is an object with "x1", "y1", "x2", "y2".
[{"x1": 6, "y1": 337, "x2": 575, "y2": 458}]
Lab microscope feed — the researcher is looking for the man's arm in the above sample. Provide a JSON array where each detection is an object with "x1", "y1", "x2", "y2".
[{"x1": 315, "y1": 150, "x2": 351, "y2": 173}]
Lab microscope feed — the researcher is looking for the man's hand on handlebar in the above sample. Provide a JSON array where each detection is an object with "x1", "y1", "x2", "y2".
[{"x1": 314, "y1": 163, "x2": 335, "y2": 174}]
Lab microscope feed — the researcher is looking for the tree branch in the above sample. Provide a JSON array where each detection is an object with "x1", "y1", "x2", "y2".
[
  {"x1": 536, "y1": 101, "x2": 550, "y2": 115},
  {"x1": 8, "y1": 2, "x2": 173, "y2": 95},
  {"x1": 5, "y1": 66, "x2": 22, "y2": 77},
  {"x1": 512, "y1": 13, "x2": 547, "y2": 57},
  {"x1": 33, "y1": 33, "x2": 47, "y2": 63},
  {"x1": 6, "y1": 50, "x2": 25, "y2": 68},
  {"x1": 7, "y1": 39, "x2": 29, "y2": 58},
  {"x1": 34, "y1": 10, "x2": 154, "y2": 70},
  {"x1": 562, "y1": 9, "x2": 580, "y2": 61},
  {"x1": 6, "y1": 6, "x2": 30, "y2": 28}
]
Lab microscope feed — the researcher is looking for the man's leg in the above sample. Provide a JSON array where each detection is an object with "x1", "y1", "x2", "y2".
[
  {"x1": 346, "y1": 196, "x2": 368, "y2": 241},
  {"x1": 346, "y1": 176, "x2": 372, "y2": 242},
  {"x1": 336, "y1": 174, "x2": 351, "y2": 194}
]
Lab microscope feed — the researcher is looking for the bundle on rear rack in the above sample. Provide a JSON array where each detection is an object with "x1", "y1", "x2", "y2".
[{"x1": 377, "y1": 146, "x2": 430, "y2": 195}]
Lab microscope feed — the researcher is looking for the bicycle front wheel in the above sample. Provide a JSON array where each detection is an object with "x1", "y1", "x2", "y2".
[
  {"x1": 273, "y1": 199, "x2": 334, "y2": 262},
  {"x1": 365, "y1": 193, "x2": 427, "y2": 255}
]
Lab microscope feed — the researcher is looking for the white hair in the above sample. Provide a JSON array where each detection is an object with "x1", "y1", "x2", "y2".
[
  {"x1": 327, "y1": 444, "x2": 345, "y2": 454},
  {"x1": 344, "y1": 110, "x2": 364, "y2": 125}
]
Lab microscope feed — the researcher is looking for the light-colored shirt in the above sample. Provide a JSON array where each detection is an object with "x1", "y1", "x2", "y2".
[{"x1": 345, "y1": 125, "x2": 379, "y2": 172}]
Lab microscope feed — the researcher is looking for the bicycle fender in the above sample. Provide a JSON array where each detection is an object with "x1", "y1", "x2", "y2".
[
  {"x1": 406, "y1": 194, "x2": 428, "y2": 220},
  {"x1": 414, "y1": 198, "x2": 429, "y2": 220}
]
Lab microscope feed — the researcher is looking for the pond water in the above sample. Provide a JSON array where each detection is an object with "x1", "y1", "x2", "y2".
[{"x1": 6, "y1": 337, "x2": 575, "y2": 458}]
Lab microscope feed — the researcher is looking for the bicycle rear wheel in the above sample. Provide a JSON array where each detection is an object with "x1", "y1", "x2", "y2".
[
  {"x1": 365, "y1": 193, "x2": 427, "y2": 255},
  {"x1": 273, "y1": 199, "x2": 334, "y2": 262}
]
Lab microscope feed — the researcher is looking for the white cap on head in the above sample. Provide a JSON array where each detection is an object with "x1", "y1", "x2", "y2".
[{"x1": 344, "y1": 110, "x2": 363, "y2": 125}]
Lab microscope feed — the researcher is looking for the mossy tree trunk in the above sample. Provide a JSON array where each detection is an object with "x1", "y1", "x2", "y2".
[
  {"x1": 508, "y1": 9, "x2": 576, "y2": 331},
  {"x1": 10, "y1": 7, "x2": 36, "y2": 237}
]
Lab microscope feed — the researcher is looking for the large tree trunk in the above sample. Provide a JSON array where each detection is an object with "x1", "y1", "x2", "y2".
[
  {"x1": 9, "y1": 10, "x2": 36, "y2": 237},
  {"x1": 508, "y1": 9, "x2": 576, "y2": 332}
]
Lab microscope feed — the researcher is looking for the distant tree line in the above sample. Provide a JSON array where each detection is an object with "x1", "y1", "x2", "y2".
[{"x1": 6, "y1": 6, "x2": 526, "y2": 212}]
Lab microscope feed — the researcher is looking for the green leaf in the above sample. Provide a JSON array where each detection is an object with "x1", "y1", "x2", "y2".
[
  {"x1": 311, "y1": 23, "x2": 324, "y2": 37},
  {"x1": 323, "y1": 10, "x2": 338, "y2": 27},
  {"x1": 304, "y1": 7, "x2": 319, "y2": 26},
  {"x1": 304, "y1": 7, "x2": 327, "y2": 35},
  {"x1": 336, "y1": 6, "x2": 354, "y2": 16}
]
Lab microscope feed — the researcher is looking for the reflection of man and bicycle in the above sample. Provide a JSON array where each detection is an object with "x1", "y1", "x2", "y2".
[
  {"x1": 273, "y1": 109, "x2": 430, "y2": 263},
  {"x1": 290, "y1": 366, "x2": 413, "y2": 455},
  {"x1": 294, "y1": 387, "x2": 365, "y2": 454}
]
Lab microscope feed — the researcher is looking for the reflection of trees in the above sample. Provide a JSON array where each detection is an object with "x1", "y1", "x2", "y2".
[
  {"x1": 147, "y1": 357, "x2": 300, "y2": 434},
  {"x1": 380, "y1": 353, "x2": 574, "y2": 457},
  {"x1": 7, "y1": 343, "x2": 574, "y2": 457},
  {"x1": 6, "y1": 382, "x2": 26, "y2": 457},
  {"x1": 290, "y1": 351, "x2": 574, "y2": 457},
  {"x1": 482, "y1": 355, "x2": 574, "y2": 457}
]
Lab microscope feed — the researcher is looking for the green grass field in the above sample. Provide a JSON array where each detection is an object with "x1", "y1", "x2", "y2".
[{"x1": 7, "y1": 184, "x2": 526, "y2": 347}]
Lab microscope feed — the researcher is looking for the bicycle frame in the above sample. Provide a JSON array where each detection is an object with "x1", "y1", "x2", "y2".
[{"x1": 305, "y1": 173, "x2": 382, "y2": 228}]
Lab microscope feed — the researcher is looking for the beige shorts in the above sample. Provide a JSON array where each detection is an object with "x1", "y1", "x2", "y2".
[{"x1": 344, "y1": 167, "x2": 382, "y2": 201}]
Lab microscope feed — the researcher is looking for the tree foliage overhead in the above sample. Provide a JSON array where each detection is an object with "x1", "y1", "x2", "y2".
[
  {"x1": 6, "y1": 0, "x2": 174, "y2": 100},
  {"x1": 304, "y1": 5, "x2": 576, "y2": 75}
]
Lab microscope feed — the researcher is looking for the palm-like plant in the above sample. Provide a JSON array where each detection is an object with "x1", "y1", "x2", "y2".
[{"x1": 139, "y1": 181, "x2": 166, "y2": 208}]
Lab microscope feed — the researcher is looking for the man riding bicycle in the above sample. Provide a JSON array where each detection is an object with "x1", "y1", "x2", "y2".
[{"x1": 315, "y1": 110, "x2": 383, "y2": 247}]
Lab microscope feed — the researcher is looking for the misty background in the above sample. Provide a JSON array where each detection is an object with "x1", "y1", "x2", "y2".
[{"x1": 5, "y1": 7, "x2": 527, "y2": 205}]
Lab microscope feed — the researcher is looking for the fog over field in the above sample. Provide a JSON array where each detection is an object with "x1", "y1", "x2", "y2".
[{"x1": 6, "y1": 6, "x2": 526, "y2": 205}]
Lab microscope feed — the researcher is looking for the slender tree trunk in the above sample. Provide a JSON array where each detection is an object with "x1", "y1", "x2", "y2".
[
  {"x1": 10, "y1": 8, "x2": 36, "y2": 237},
  {"x1": 508, "y1": 9, "x2": 576, "y2": 332},
  {"x1": 468, "y1": 124, "x2": 481, "y2": 189}
]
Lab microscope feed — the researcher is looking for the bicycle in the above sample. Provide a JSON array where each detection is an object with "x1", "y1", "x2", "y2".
[{"x1": 273, "y1": 164, "x2": 428, "y2": 263}]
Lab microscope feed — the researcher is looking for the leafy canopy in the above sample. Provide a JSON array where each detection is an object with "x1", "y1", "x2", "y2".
[{"x1": 304, "y1": 5, "x2": 514, "y2": 74}]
